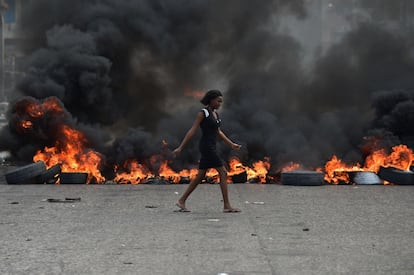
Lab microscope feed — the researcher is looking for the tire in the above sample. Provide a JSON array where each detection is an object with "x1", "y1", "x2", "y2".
[
  {"x1": 231, "y1": 171, "x2": 247, "y2": 183},
  {"x1": 4, "y1": 161, "x2": 46, "y2": 184},
  {"x1": 281, "y1": 171, "x2": 325, "y2": 186},
  {"x1": 348, "y1": 171, "x2": 383, "y2": 185},
  {"x1": 143, "y1": 177, "x2": 171, "y2": 184},
  {"x1": 38, "y1": 164, "x2": 61, "y2": 184},
  {"x1": 178, "y1": 176, "x2": 190, "y2": 184},
  {"x1": 60, "y1": 172, "x2": 88, "y2": 184},
  {"x1": 378, "y1": 167, "x2": 414, "y2": 185}
]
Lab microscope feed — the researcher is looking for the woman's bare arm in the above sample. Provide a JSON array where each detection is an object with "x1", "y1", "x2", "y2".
[
  {"x1": 173, "y1": 112, "x2": 204, "y2": 155},
  {"x1": 217, "y1": 128, "x2": 241, "y2": 150}
]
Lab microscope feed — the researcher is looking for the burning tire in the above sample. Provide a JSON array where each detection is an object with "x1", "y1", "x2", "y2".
[
  {"x1": 60, "y1": 172, "x2": 88, "y2": 184},
  {"x1": 231, "y1": 171, "x2": 247, "y2": 183},
  {"x1": 378, "y1": 167, "x2": 414, "y2": 185},
  {"x1": 4, "y1": 161, "x2": 47, "y2": 184},
  {"x1": 179, "y1": 176, "x2": 190, "y2": 184},
  {"x1": 38, "y1": 164, "x2": 61, "y2": 184},
  {"x1": 281, "y1": 171, "x2": 325, "y2": 186},
  {"x1": 348, "y1": 171, "x2": 383, "y2": 185},
  {"x1": 143, "y1": 177, "x2": 171, "y2": 184}
]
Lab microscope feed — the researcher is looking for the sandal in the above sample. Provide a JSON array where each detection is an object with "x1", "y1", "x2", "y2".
[{"x1": 175, "y1": 202, "x2": 191, "y2": 212}]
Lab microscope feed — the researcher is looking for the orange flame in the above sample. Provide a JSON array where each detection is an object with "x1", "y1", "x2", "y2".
[
  {"x1": 114, "y1": 158, "x2": 199, "y2": 184},
  {"x1": 246, "y1": 158, "x2": 271, "y2": 183},
  {"x1": 21, "y1": 120, "x2": 33, "y2": 129},
  {"x1": 365, "y1": 144, "x2": 414, "y2": 172},
  {"x1": 227, "y1": 157, "x2": 270, "y2": 183},
  {"x1": 112, "y1": 156, "x2": 271, "y2": 184},
  {"x1": 159, "y1": 160, "x2": 183, "y2": 183},
  {"x1": 281, "y1": 162, "x2": 301, "y2": 172},
  {"x1": 324, "y1": 156, "x2": 363, "y2": 184},
  {"x1": 324, "y1": 144, "x2": 414, "y2": 184},
  {"x1": 15, "y1": 97, "x2": 64, "y2": 133},
  {"x1": 114, "y1": 160, "x2": 154, "y2": 184},
  {"x1": 33, "y1": 125, "x2": 105, "y2": 183},
  {"x1": 26, "y1": 97, "x2": 63, "y2": 118}
]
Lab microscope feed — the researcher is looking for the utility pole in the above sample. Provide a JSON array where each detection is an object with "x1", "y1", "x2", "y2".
[{"x1": 0, "y1": 0, "x2": 7, "y2": 102}]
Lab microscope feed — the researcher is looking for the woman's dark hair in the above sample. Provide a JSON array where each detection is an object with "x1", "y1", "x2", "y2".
[{"x1": 200, "y1": 90, "x2": 223, "y2": 105}]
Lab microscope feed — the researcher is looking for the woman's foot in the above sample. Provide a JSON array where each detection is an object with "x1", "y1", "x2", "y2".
[
  {"x1": 223, "y1": 207, "x2": 241, "y2": 213},
  {"x1": 175, "y1": 201, "x2": 190, "y2": 212}
]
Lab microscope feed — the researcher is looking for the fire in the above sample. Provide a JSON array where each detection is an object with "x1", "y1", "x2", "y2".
[
  {"x1": 365, "y1": 144, "x2": 414, "y2": 172},
  {"x1": 158, "y1": 161, "x2": 178, "y2": 182},
  {"x1": 114, "y1": 158, "x2": 199, "y2": 184},
  {"x1": 227, "y1": 157, "x2": 270, "y2": 183},
  {"x1": 27, "y1": 97, "x2": 63, "y2": 117},
  {"x1": 281, "y1": 162, "x2": 301, "y2": 172},
  {"x1": 114, "y1": 160, "x2": 154, "y2": 184},
  {"x1": 33, "y1": 125, "x2": 105, "y2": 183},
  {"x1": 324, "y1": 144, "x2": 414, "y2": 184},
  {"x1": 13, "y1": 97, "x2": 105, "y2": 183},
  {"x1": 21, "y1": 120, "x2": 33, "y2": 129},
  {"x1": 228, "y1": 157, "x2": 246, "y2": 175},
  {"x1": 14, "y1": 97, "x2": 64, "y2": 134},
  {"x1": 246, "y1": 158, "x2": 271, "y2": 183},
  {"x1": 16, "y1": 97, "x2": 412, "y2": 186},
  {"x1": 324, "y1": 156, "x2": 363, "y2": 184},
  {"x1": 112, "y1": 156, "x2": 271, "y2": 184}
]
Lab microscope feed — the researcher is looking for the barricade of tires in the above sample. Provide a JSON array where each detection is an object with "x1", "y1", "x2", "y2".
[
  {"x1": 4, "y1": 162, "x2": 414, "y2": 185},
  {"x1": 3, "y1": 161, "x2": 88, "y2": 184},
  {"x1": 280, "y1": 168, "x2": 414, "y2": 186}
]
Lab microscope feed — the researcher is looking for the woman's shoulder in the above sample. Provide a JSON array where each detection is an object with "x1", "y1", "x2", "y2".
[{"x1": 200, "y1": 108, "x2": 209, "y2": 118}]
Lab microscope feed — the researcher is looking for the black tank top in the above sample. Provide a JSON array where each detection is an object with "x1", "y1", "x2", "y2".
[{"x1": 199, "y1": 108, "x2": 221, "y2": 150}]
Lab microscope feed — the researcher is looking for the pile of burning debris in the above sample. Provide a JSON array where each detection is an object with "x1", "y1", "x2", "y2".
[
  {"x1": 3, "y1": 159, "x2": 414, "y2": 185},
  {"x1": 2, "y1": 159, "x2": 273, "y2": 185},
  {"x1": 280, "y1": 167, "x2": 414, "y2": 186},
  {"x1": 3, "y1": 96, "x2": 414, "y2": 186}
]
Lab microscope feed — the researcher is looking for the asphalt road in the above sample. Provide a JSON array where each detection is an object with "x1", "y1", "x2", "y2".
[{"x1": 1, "y1": 167, "x2": 414, "y2": 275}]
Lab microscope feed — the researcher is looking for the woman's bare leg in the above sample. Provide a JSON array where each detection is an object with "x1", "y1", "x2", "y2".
[
  {"x1": 216, "y1": 166, "x2": 241, "y2": 212},
  {"x1": 176, "y1": 169, "x2": 207, "y2": 211}
]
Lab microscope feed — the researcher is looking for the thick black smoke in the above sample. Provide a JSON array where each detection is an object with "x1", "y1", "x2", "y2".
[
  {"x1": 1, "y1": 0, "x2": 414, "y2": 174},
  {"x1": 221, "y1": 22, "x2": 414, "y2": 168}
]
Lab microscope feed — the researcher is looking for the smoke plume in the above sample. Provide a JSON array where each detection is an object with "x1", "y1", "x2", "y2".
[{"x1": 1, "y1": 0, "x2": 414, "y2": 174}]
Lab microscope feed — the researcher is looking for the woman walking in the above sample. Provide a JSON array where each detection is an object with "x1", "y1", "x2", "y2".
[{"x1": 173, "y1": 90, "x2": 241, "y2": 213}]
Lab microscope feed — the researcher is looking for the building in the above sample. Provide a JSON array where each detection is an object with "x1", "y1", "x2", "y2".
[{"x1": 1, "y1": 0, "x2": 24, "y2": 102}]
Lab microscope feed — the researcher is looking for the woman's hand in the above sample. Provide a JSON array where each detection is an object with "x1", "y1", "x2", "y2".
[{"x1": 231, "y1": 143, "x2": 242, "y2": 150}]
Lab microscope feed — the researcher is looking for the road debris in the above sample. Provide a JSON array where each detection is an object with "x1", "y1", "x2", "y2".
[{"x1": 43, "y1": 197, "x2": 81, "y2": 203}]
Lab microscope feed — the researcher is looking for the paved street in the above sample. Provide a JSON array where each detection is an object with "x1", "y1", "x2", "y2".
[{"x1": 1, "y1": 168, "x2": 414, "y2": 275}]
